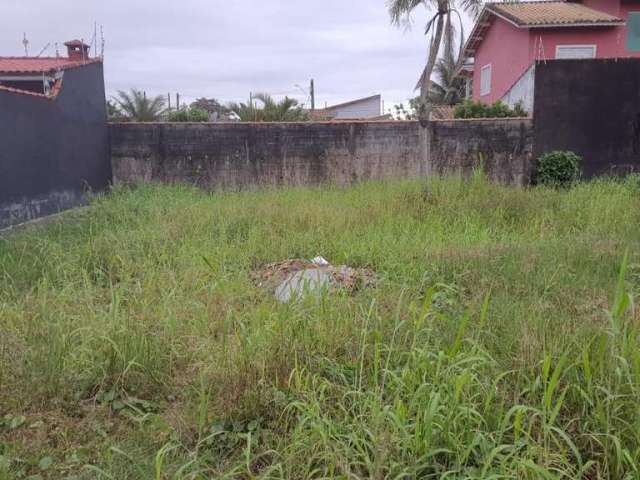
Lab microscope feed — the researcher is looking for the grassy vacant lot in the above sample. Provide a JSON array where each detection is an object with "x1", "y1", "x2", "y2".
[{"x1": 1, "y1": 175, "x2": 640, "y2": 479}]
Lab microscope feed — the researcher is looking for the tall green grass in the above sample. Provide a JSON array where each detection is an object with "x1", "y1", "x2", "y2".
[{"x1": 1, "y1": 174, "x2": 639, "y2": 479}]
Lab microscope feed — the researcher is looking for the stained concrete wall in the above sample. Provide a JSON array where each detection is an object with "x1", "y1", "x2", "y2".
[
  {"x1": 430, "y1": 118, "x2": 533, "y2": 185},
  {"x1": 534, "y1": 59, "x2": 640, "y2": 178},
  {"x1": 110, "y1": 119, "x2": 533, "y2": 188}
]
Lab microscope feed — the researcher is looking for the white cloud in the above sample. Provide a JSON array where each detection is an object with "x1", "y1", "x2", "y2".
[{"x1": 1, "y1": 0, "x2": 473, "y2": 110}]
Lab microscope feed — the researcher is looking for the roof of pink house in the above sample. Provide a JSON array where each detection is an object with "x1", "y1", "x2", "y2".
[
  {"x1": 0, "y1": 57, "x2": 101, "y2": 75},
  {"x1": 465, "y1": 1, "x2": 624, "y2": 56}
]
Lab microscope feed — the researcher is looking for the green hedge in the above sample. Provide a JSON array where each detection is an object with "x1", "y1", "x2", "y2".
[
  {"x1": 454, "y1": 100, "x2": 527, "y2": 119},
  {"x1": 167, "y1": 108, "x2": 210, "y2": 122}
]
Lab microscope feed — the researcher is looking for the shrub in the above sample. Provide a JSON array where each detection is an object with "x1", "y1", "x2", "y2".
[
  {"x1": 535, "y1": 151, "x2": 582, "y2": 187},
  {"x1": 454, "y1": 100, "x2": 528, "y2": 119},
  {"x1": 167, "y1": 107, "x2": 210, "y2": 122}
]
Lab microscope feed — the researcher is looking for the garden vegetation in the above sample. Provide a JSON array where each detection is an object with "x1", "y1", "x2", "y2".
[{"x1": 1, "y1": 175, "x2": 639, "y2": 479}]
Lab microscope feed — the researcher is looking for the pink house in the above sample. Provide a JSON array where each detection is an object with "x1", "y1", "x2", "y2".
[{"x1": 464, "y1": 0, "x2": 640, "y2": 111}]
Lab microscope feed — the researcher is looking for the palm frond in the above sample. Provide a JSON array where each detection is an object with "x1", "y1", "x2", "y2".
[
  {"x1": 387, "y1": 0, "x2": 427, "y2": 26},
  {"x1": 112, "y1": 89, "x2": 165, "y2": 122}
]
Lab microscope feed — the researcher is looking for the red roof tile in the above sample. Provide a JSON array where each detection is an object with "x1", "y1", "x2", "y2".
[
  {"x1": 488, "y1": 1, "x2": 623, "y2": 27},
  {"x1": 465, "y1": 1, "x2": 624, "y2": 56},
  {"x1": 0, "y1": 57, "x2": 101, "y2": 75}
]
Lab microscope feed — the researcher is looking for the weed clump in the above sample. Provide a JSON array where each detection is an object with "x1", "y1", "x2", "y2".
[{"x1": 536, "y1": 150, "x2": 583, "y2": 188}]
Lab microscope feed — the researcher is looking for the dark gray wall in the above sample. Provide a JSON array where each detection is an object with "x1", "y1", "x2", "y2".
[
  {"x1": 534, "y1": 59, "x2": 640, "y2": 178},
  {"x1": 430, "y1": 119, "x2": 533, "y2": 185},
  {"x1": 0, "y1": 63, "x2": 111, "y2": 228},
  {"x1": 110, "y1": 119, "x2": 533, "y2": 189}
]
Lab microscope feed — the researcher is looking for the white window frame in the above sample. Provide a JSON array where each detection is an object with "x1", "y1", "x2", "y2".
[
  {"x1": 555, "y1": 44, "x2": 597, "y2": 59},
  {"x1": 480, "y1": 64, "x2": 492, "y2": 96}
]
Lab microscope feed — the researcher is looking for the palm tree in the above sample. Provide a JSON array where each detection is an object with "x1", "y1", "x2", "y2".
[
  {"x1": 191, "y1": 97, "x2": 228, "y2": 116},
  {"x1": 113, "y1": 89, "x2": 166, "y2": 122},
  {"x1": 106, "y1": 100, "x2": 123, "y2": 120},
  {"x1": 227, "y1": 93, "x2": 308, "y2": 122},
  {"x1": 388, "y1": 0, "x2": 482, "y2": 124},
  {"x1": 429, "y1": 16, "x2": 466, "y2": 105}
]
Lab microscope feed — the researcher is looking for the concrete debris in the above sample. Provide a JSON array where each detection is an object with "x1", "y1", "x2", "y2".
[
  {"x1": 252, "y1": 258, "x2": 376, "y2": 303},
  {"x1": 312, "y1": 256, "x2": 330, "y2": 266},
  {"x1": 275, "y1": 268, "x2": 331, "y2": 303}
]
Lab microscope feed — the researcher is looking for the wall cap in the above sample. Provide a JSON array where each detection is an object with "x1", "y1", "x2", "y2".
[{"x1": 108, "y1": 117, "x2": 532, "y2": 127}]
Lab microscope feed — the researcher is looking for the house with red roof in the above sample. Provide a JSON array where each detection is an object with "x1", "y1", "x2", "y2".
[
  {"x1": 0, "y1": 39, "x2": 110, "y2": 228},
  {"x1": 0, "y1": 40, "x2": 100, "y2": 97},
  {"x1": 464, "y1": 0, "x2": 640, "y2": 112}
]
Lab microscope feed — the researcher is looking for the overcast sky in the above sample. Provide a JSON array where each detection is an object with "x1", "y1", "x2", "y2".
[{"x1": 2, "y1": 1, "x2": 471, "y2": 112}]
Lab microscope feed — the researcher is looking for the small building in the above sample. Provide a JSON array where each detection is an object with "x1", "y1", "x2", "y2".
[
  {"x1": 310, "y1": 94, "x2": 383, "y2": 121},
  {"x1": 0, "y1": 40, "x2": 98, "y2": 95},
  {"x1": 464, "y1": 0, "x2": 639, "y2": 111},
  {"x1": 0, "y1": 39, "x2": 111, "y2": 227}
]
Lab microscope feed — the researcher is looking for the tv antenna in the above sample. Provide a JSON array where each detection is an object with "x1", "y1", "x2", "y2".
[
  {"x1": 22, "y1": 32, "x2": 29, "y2": 56},
  {"x1": 100, "y1": 25, "x2": 105, "y2": 58},
  {"x1": 36, "y1": 43, "x2": 51, "y2": 58}
]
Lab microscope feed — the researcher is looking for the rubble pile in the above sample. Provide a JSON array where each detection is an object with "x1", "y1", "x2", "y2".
[{"x1": 251, "y1": 257, "x2": 376, "y2": 303}]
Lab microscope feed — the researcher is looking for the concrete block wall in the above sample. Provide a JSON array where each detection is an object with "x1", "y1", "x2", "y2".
[
  {"x1": 110, "y1": 119, "x2": 533, "y2": 189},
  {"x1": 110, "y1": 121, "x2": 425, "y2": 188},
  {"x1": 430, "y1": 118, "x2": 533, "y2": 185}
]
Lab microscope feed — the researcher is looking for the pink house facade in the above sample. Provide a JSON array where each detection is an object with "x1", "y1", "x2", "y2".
[{"x1": 464, "y1": 0, "x2": 640, "y2": 112}]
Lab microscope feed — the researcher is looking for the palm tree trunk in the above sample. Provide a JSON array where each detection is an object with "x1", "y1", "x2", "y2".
[{"x1": 418, "y1": 1, "x2": 447, "y2": 126}]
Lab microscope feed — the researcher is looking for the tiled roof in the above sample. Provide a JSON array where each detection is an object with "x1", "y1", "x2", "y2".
[
  {"x1": 464, "y1": 1, "x2": 624, "y2": 56},
  {"x1": 0, "y1": 57, "x2": 101, "y2": 74},
  {"x1": 308, "y1": 109, "x2": 335, "y2": 121},
  {"x1": 487, "y1": 1, "x2": 623, "y2": 27}
]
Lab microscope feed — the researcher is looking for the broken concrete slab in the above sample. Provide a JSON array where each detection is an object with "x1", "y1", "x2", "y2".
[{"x1": 275, "y1": 268, "x2": 331, "y2": 303}]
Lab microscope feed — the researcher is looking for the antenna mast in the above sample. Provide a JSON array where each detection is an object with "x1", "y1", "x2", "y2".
[
  {"x1": 22, "y1": 33, "x2": 29, "y2": 56},
  {"x1": 36, "y1": 43, "x2": 51, "y2": 58},
  {"x1": 100, "y1": 25, "x2": 105, "y2": 58}
]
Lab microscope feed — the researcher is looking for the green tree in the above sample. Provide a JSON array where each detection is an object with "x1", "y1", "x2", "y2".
[
  {"x1": 429, "y1": 15, "x2": 467, "y2": 105},
  {"x1": 191, "y1": 97, "x2": 229, "y2": 118},
  {"x1": 227, "y1": 93, "x2": 308, "y2": 122},
  {"x1": 388, "y1": 0, "x2": 483, "y2": 124},
  {"x1": 112, "y1": 89, "x2": 166, "y2": 122},
  {"x1": 393, "y1": 17, "x2": 467, "y2": 120},
  {"x1": 168, "y1": 107, "x2": 210, "y2": 122},
  {"x1": 106, "y1": 100, "x2": 123, "y2": 120}
]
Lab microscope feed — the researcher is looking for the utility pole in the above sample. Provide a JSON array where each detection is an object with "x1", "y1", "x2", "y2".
[
  {"x1": 176, "y1": 92, "x2": 180, "y2": 111},
  {"x1": 167, "y1": 93, "x2": 171, "y2": 111},
  {"x1": 310, "y1": 79, "x2": 315, "y2": 111}
]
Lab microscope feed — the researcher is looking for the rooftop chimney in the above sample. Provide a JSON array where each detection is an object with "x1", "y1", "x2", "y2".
[{"x1": 64, "y1": 40, "x2": 90, "y2": 61}]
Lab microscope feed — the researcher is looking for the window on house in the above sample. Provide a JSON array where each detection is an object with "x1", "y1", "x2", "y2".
[
  {"x1": 627, "y1": 12, "x2": 640, "y2": 51},
  {"x1": 465, "y1": 78, "x2": 473, "y2": 99},
  {"x1": 555, "y1": 45, "x2": 597, "y2": 59},
  {"x1": 480, "y1": 64, "x2": 491, "y2": 96}
]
